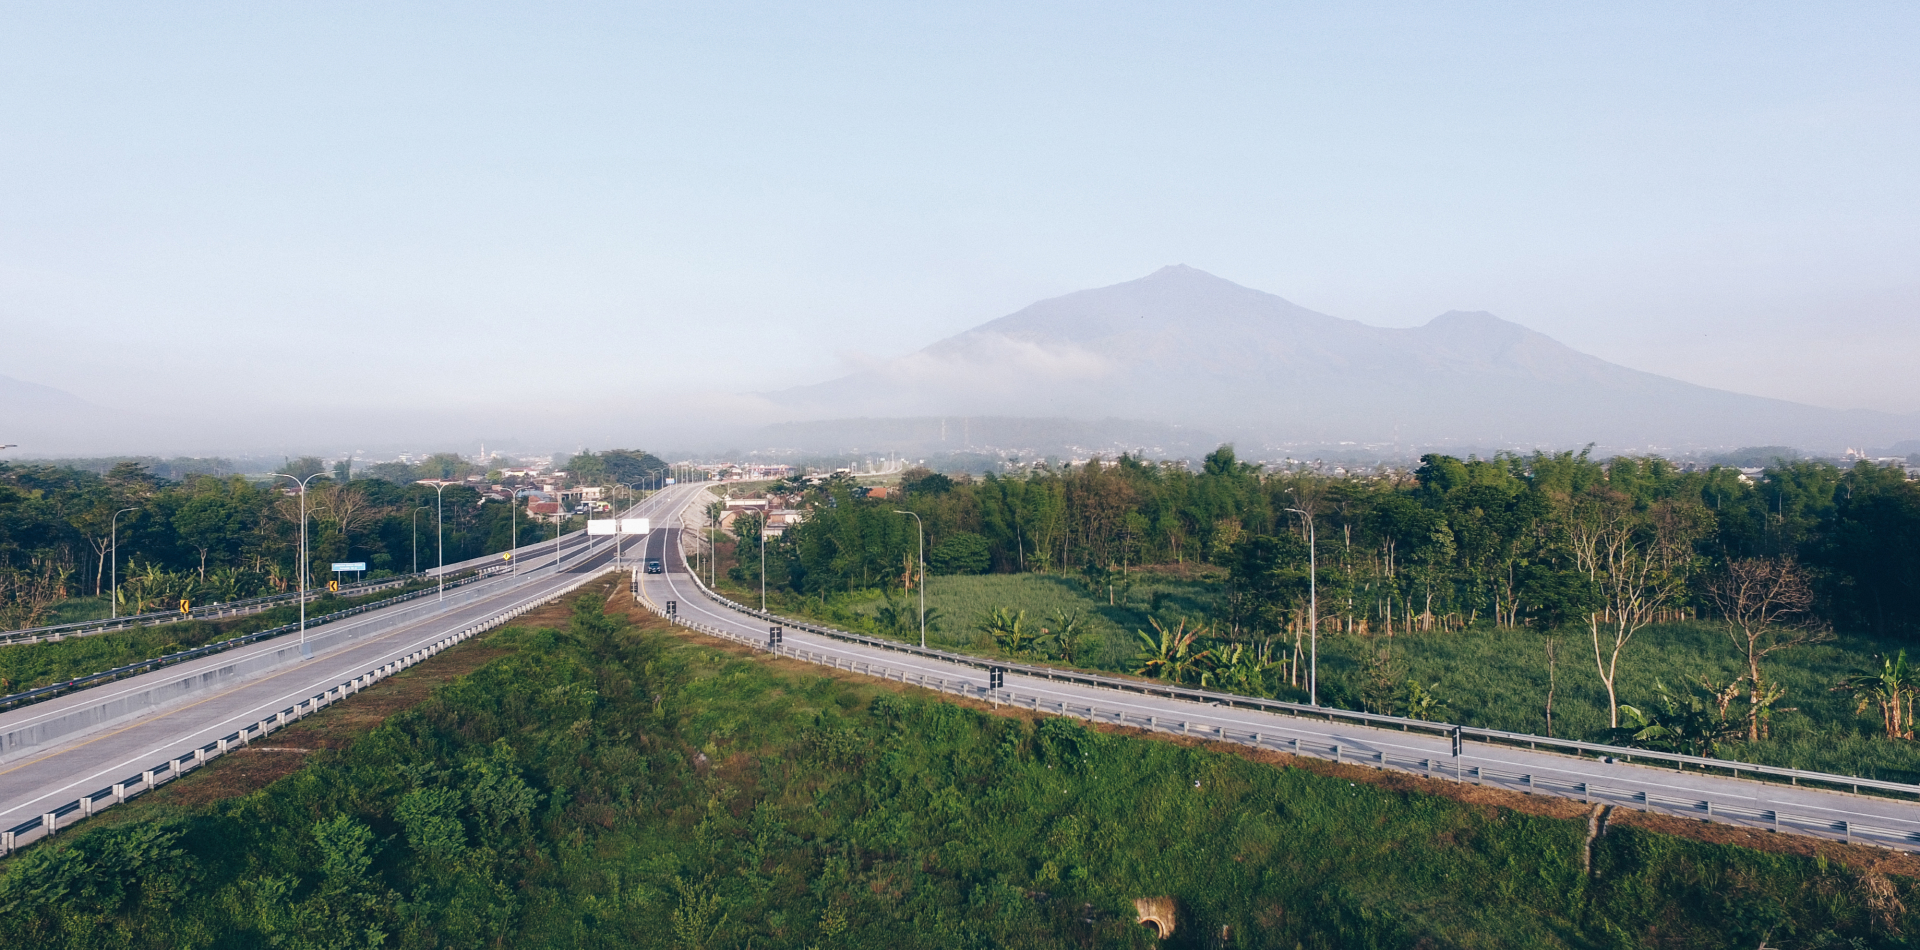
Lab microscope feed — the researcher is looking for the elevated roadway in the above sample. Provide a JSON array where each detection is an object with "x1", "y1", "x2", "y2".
[
  {"x1": 635, "y1": 491, "x2": 1920, "y2": 854},
  {"x1": 0, "y1": 485, "x2": 696, "y2": 845}
]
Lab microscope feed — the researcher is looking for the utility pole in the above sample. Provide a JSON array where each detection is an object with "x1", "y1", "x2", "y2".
[
  {"x1": 109, "y1": 507, "x2": 138, "y2": 619},
  {"x1": 894, "y1": 510, "x2": 926, "y2": 648},
  {"x1": 1285, "y1": 506, "x2": 1318, "y2": 706},
  {"x1": 412, "y1": 506, "x2": 431, "y2": 574}
]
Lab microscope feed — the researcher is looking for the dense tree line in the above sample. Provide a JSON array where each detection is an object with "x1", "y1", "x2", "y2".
[
  {"x1": 0, "y1": 461, "x2": 549, "y2": 628},
  {"x1": 747, "y1": 447, "x2": 1920, "y2": 727}
]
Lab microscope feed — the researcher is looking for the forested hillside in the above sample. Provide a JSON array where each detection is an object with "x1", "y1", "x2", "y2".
[
  {"x1": 763, "y1": 447, "x2": 1920, "y2": 639},
  {"x1": 0, "y1": 461, "x2": 542, "y2": 629},
  {"x1": 734, "y1": 448, "x2": 1920, "y2": 762},
  {"x1": 2, "y1": 588, "x2": 1907, "y2": 948}
]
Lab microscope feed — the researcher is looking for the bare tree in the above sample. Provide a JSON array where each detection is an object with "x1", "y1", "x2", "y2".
[
  {"x1": 1564, "y1": 490, "x2": 1710, "y2": 728},
  {"x1": 0, "y1": 553, "x2": 74, "y2": 631},
  {"x1": 1703, "y1": 557, "x2": 1830, "y2": 740}
]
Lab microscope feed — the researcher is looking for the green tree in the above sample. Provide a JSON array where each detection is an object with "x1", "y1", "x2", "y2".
[{"x1": 929, "y1": 532, "x2": 990, "y2": 575}]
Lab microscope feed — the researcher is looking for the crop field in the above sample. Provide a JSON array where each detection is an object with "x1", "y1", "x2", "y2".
[{"x1": 723, "y1": 568, "x2": 1920, "y2": 783}]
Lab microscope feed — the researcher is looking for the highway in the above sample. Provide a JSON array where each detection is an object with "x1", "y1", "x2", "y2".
[
  {"x1": 8, "y1": 476, "x2": 1917, "y2": 857},
  {"x1": 636, "y1": 490, "x2": 1920, "y2": 853},
  {"x1": 0, "y1": 486, "x2": 685, "y2": 846}
]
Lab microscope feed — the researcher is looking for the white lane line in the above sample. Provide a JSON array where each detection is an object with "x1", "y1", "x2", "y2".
[
  {"x1": 0, "y1": 573, "x2": 584, "y2": 820},
  {"x1": 0, "y1": 544, "x2": 629, "y2": 732},
  {"x1": 644, "y1": 520, "x2": 1920, "y2": 831},
  {"x1": 1, "y1": 574, "x2": 543, "y2": 730}
]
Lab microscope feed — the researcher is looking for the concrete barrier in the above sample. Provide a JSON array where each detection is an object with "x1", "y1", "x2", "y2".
[{"x1": 0, "y1": 574, "x2": 539, "y2": 764}]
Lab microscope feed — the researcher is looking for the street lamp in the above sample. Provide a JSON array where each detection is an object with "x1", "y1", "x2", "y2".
[
  {"x1": 412, "y1": 506, "x2": 432, "y2": 574},
  {"x1": 615, "y1": 481, "x2": 644, "y2": 569},
  {"x1": 893, "y1": 510, "x2": 926, "y2": 648},
  {"x1": 430, "y1": 480, "x2": 452, "y2": 602},
  {"x1": 109, "y1": 506, "x2": 138, "y2": 619},
  {"x1": 1285, "y1": 506, "x2": 1318, "y2": 706},
  {"x1": 268, "y1": 471, "x2": 328, "y2": 654}
]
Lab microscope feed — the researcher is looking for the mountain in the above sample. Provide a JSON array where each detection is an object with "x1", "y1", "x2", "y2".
[
  {"x1": 766, "y1": 266, "x2": 1919, "y2": 452},
  {"x1": 0, "y1": 374, "x2": 145, "y2": 456}
]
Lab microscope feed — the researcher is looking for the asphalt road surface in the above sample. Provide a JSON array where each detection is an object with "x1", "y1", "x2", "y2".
[
  {"x1": 636, "y1": 490, "x2": 1920, "y2": 853},
  {"x1": 0, "y1": 486, "x2": 687, "y2": 834}
]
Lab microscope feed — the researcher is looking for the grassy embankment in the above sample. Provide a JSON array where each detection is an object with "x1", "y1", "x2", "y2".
[
  {"x1": 0, "y1": 576, "x2": 449, "y2": 693},
  {"x1": 1, "y1": 577, "x2": 1912, "y2": 948},
  {"x1": 715, "y1": 562, "x2": 1920, "y2": 783}
]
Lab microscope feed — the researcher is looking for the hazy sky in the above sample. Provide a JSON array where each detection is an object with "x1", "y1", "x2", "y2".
[{"x1": 5, "y1": 2, "x2": 1919, "y2": 449}]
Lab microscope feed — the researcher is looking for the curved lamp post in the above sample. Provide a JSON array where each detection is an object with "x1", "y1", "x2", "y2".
[
  {"x1": 109, "y1": 507, "x2": 138, "y2": 619},
  {"x1": 268, "y1": 471, "x2": 328, "y2": 654},
  {"x1": 429, "y1": 481, "x2": 452, "y2": 602}
]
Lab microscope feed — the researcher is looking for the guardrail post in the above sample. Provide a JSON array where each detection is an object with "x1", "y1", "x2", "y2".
[
  {"x1": 43, "y1": 813, "x2": 56, "y2": 836},
  {"x1": 142, "y1": 769, "x2": 155, "y2": 788},
  {"x1": 2, "y1": 830, "x2": 13, "y2": 854},
  {"x1": 113, "y1": 783, "x2": 126, "y2": 802},
  {"x1": 80, "y1": 795, "x2": 92, "y2": 816}
]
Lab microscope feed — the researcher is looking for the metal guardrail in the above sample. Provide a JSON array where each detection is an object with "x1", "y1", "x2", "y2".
[
  {"x1": 0, "y1": 568, "x2": 480, "y2": 647},
  {"x1": 0, "y1": 567, "x2": 510, "y2": 713},
  {"x1": 0, "y1": 565, "x2": 620, "y2": 858},
  {"x1": 658, "y1": 527, "x2": 1920, "y2": 804},
  {"x1": 1, "y1": 526, "x2": 609, "y2": 646},
  {"x1": 638, "y1": 583, "x2": 1920, "y2": 854}
]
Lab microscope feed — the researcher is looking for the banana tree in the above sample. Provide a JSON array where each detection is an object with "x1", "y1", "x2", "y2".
[{"x1": 1133, "y1": 618, "x2": 1213, "y2": 685}]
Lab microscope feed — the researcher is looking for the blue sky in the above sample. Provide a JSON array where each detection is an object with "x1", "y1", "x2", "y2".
[{"x1": 4, "y1": 2, "x2": 1918, "y2": 440}]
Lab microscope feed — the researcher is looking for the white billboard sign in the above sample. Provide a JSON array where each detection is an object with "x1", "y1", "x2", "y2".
[{"x1": 588, "y1": 518, "x2": 651, "y2": 535}]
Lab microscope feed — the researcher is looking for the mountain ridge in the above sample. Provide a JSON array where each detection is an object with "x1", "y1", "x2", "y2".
[{"x1": 764, "y1": 266, "x2": 1917, "y2": 451}]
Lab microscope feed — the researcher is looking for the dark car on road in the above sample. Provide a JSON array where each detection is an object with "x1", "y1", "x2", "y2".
[{"x1": 645, "y1": 559, "x2": 665, "y2": 574}]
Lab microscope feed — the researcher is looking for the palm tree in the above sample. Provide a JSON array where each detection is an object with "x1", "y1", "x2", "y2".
[{"x1": 1837, "y1": 651, "x2": 1919, "y2": 740}]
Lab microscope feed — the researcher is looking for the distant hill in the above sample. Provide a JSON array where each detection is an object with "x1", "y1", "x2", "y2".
[
  {"x1": 755, "y1": 416, "x2": 1225, "y2": 460},
  {"x1": 765, "y1": 266, "x2": 1918, "y2": 452},
  {"x1": 0, "y1": 374, "x2": 134, "y2": 456}
]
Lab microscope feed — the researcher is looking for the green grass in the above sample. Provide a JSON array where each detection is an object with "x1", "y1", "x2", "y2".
[
  {"x1": 1315, "y1": 621, "x2": 1920, "y2": 782},
  {"x1": 41, "y1": 594, "x2": 113, "y2": 626},
  {"x1": 725, "y1": 569, "x2": 1920, "y2": 783},
  {"x1": 0, "y1": 578, "x2": 445, "y2": 693},
  {"x1": 1, "y1": 590, "x2": 1910, "y2": 948}
]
